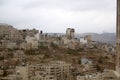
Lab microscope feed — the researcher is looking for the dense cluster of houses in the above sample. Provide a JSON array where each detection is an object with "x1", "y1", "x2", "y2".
[{"x1": 0, "y1": 24, "x2": 117, "y2": 80}]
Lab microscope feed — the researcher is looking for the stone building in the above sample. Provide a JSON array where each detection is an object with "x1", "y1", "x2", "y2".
[
  {"x1": 25, "y1": 32, "x2": 39, "y2": 49},
  {"x1": 19, "y1": 29, "x2": 39, "y2": 40},
  {"x1": 15, "y1": 61, "x2": 73, "y2": 80},
  {"x1": 79, "y1": 37, "x2": 87, "y2": 44},
  {"x1": 85, "y1": 35, "x2": 92, "y2": 43},
  {"x1": 0, "y1": 24, "x2": 23, "y2": 43},
  {"x1": 77, "y1": 70, "x2": 118, "y2": 80},
  {"x1": 31, "y1": 61, "x2": 72, "y2": 80},
  {"x1": 98, "y1": 44, "x2": 115, "y2": 54},
  {"x1": 62, "y1": 37, "x2": 80, "y2": 49}
]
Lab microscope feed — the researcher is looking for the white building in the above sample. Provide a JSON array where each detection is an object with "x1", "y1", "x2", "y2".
[{"x1": 79, "y1": 37, "x2": 87, "y2": 44}]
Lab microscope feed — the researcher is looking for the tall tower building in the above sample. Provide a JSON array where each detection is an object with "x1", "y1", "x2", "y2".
[
  {"x1": 66, "y1": 28, "x2": 75, "y2": 39},
  {"x1": 116, "y1": 0, "x2": 120, "y2": 74}
]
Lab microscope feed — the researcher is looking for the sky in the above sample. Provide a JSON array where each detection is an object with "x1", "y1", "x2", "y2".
[{"x1": 0, "y1": 0, "x2": 116, "y2": 33}]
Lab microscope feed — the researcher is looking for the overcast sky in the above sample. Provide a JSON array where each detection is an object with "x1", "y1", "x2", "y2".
[{"x1": 0, "y1": 0, "x2": 116, "y2": 33}]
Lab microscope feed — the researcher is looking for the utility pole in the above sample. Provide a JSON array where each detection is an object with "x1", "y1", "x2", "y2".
[{"x1": 116, "y1": 0, "x2": 120, "y2": 74}]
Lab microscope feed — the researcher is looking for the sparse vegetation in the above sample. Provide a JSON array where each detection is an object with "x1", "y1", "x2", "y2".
[
  {"x1": 77, "y1": 48, "x2": 84, "y2": 52},
  {"x1": 25, "y1": 49, "x2": 36, "y2": 55},
  {"x1": 0, "y1": 56, "x2": 4, "y2": 60},
  {"x1": 50, "y1": 42, "x2": 58, "y2": 49}
]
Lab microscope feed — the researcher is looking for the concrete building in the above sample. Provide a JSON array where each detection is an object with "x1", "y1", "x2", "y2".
[
  {"x1": 25, "y1": 32, "x2": 39, "y2": 49},
  {"x1": 40, "y1": 61, "x2": 72, "y2": 80},
  {"x1": 16, "y1": 66, "x2": 29, "y2": 80},
  {"x1": 85, "y1": 35, "x2": 92, "y2": 43},
  {"x1": 66, "y1": 28, "x2": 75, "y2": 39},
  {"x1": 39, "y1": 32, "x2": 63, "y2": 47},
  {"x1": 0, "y1": 24, "x2": 23, "y2": 43},
  {"x1": 77, "y1": 70, "x2": 118, "y2": 80},
  {"x1": 67, "y1": 39, "x2": 80, "y2": 50},
  {"x1": 79, "y1": 37, "x2": 87, "y2": 44},
  {"x1": 98, "y1": 44, "x2": 115, "y2": 54},
  {"x1": 19, "y1": 29, "x2": 39, "y2": 40},
  {"x1": 14, "y1": 61, "x2": 72, "y2": 80},
  {"x1": 62, "y1": 36, "x2": 80, "y2": 50}
]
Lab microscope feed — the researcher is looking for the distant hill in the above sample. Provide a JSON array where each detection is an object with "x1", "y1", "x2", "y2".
[
  {"x1": 75, "y1": 33, "x2": 116, "y2": 46},
  {"x1": 92, "y1": 33, "x2": 116, "y2": 46}
]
